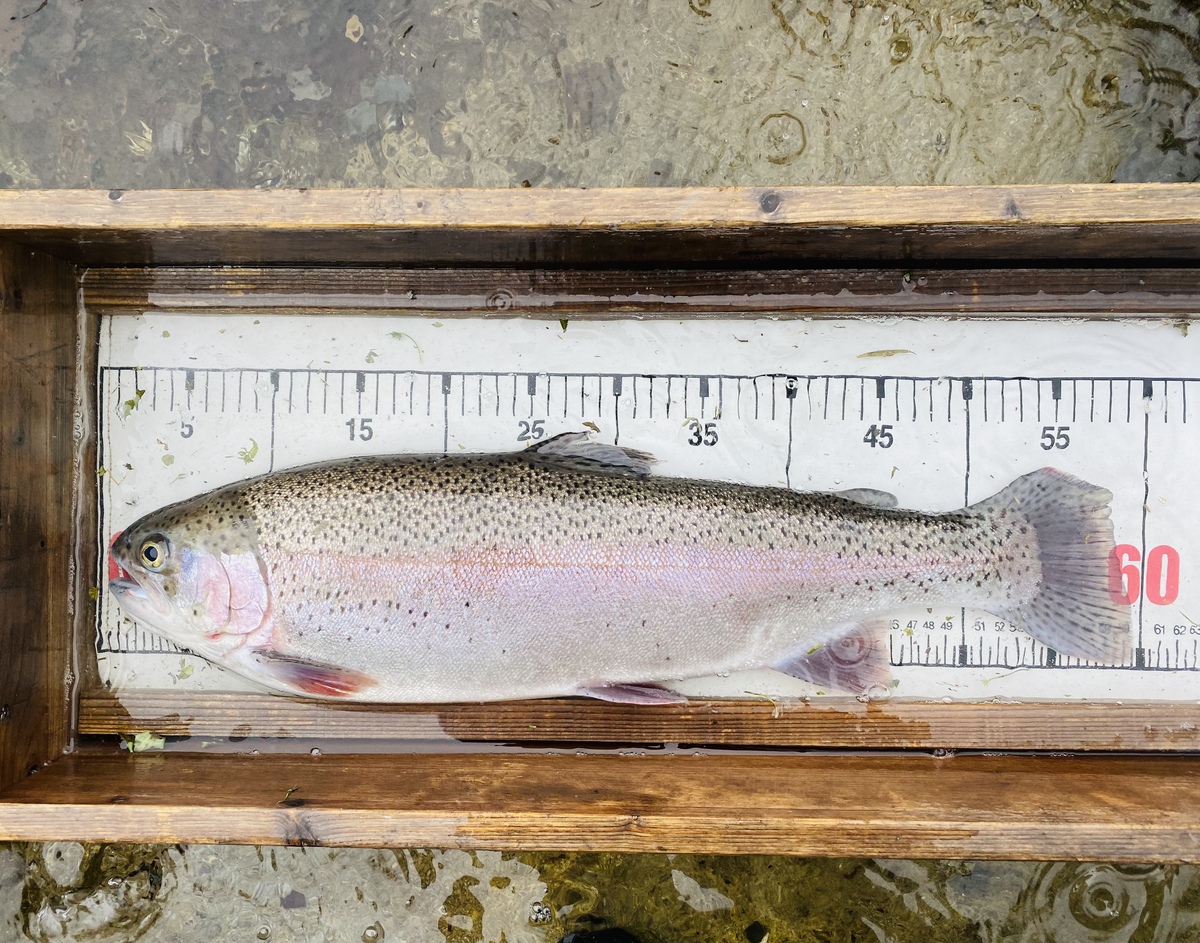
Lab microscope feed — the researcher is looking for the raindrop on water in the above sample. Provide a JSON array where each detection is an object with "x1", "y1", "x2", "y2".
[{"x1": 759, "y1": 112, "x2": 807, "y2": 166}]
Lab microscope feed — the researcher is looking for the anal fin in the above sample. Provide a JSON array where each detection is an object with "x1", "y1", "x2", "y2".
[
  {"x1": 250, "y1": 649, "x2": 377, "y2": 698},
  {"x1": 775, "y1": 618, "x2": 894, "y2": 697},
  {"x1": 576, "y1": 683, "x2": 688, "y2": 705}
]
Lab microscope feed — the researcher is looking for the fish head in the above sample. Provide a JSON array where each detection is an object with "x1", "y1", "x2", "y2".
[{"x1": 109, "y1": 491, "x2": 271, "y2": 656}]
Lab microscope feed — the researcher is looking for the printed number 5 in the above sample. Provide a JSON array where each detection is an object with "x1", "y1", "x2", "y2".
[
  {"x1": 688, "y1": 420, "x2": 719, "y2": 446},
  {"x1": 1040, "y1": 425, "x2": 1070, "y2": 450}
]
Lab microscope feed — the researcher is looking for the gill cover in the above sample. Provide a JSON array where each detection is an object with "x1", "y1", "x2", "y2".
[{"x1": 108, "y1": 489, "x2": 271, "y2": 655}]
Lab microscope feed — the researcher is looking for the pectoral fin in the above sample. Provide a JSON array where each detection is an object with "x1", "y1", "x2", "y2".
[
  {"x1": 249, "y1": 649, "x2": 377, "y2": 698},
  {"x1": 775, "y1": 619, "x2": 894, "y2": 696},
  {"x1": 576, "y1": 683, "x2": 688, "y2": 704}
]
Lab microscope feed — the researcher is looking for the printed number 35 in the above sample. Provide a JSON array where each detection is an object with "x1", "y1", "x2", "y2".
[{"x1": 688, "y1": 420, "x2": 719, "y2": 447}]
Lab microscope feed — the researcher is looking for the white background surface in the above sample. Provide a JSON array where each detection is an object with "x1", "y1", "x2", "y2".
[{"x1": 96, "y1": 314, "x2": 1200, "y2": 702}]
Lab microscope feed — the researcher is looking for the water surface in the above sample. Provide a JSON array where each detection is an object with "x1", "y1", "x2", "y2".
[
  {"x1": 1, "y1": 0, "x2": 1198, "y2": 187},
  {"x1": 6, "y1": 845, "x2": 1199, "y2": 942},
  {"x1": 1, "y1": 3, "x2": 1196, "y2": 941}
]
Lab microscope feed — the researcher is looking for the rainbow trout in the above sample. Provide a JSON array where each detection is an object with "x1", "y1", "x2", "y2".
[{"x1": 109, "y1": 433, "x2": 1130, "y2": 702}]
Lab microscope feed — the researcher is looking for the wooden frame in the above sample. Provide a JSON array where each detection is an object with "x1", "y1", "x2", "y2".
[{"x1": 3, "y1": 186, "x2": 1200, "y2": 858}]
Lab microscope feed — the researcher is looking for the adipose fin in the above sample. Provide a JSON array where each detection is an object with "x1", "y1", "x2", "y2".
[{"x1": 837, "y1": 488, "x2": 899, "y2": 509}]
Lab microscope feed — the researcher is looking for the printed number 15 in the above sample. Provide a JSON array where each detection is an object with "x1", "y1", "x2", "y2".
[{"x1": 346, "y1": 418, "x2": 374, "y2": 441}]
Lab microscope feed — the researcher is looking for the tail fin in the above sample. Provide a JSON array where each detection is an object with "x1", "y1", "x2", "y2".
[{"x1": 972, "y1": 468, "x2": 1131, "y2": 664}]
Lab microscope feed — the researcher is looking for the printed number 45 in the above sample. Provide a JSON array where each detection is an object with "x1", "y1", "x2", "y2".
[{"x1": 863, "y1": 424, "x2": 894, "y2": 448}]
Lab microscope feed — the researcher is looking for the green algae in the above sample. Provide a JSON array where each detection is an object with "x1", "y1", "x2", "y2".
[
  {"x1": 6, "y1": 845, "x2": 1200, "y2": 942},
  {"x1": 16, "y1": 842, "x2": 172, "y2": 942},
  {"x1": 520, "y1": 853, "x2": 983, "y2": 943}
]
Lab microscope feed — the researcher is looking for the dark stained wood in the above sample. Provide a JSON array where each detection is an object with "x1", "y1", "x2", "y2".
[
  {"x1": 78, "y1": 690, "x2": 1200, "y2": 751},
  {"x1": 0, "y1": 239, "x2": 80, "y2": 791},
  {"x1": 5, "y1": 186, "x2": 1200, "y2": 265},
  {"x1": 72, "y1": 302, "x2": 102, "y2": 696},
  {"x1": 83, "y1": 265, "x2": 1200, "y2": 316},
  {"x1": 5, "y1": 186, "x2": 1200, "y2": 856},
  {"x1": 2, "y1": 748, "x2": 1199, "y2": 861}
]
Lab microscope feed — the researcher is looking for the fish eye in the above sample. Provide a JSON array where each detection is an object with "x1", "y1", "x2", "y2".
[{"x1": 139, "y1": 537, "x2": 168, "y2": 570}]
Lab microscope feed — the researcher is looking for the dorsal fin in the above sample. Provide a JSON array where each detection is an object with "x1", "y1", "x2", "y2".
[
  {"x1": 837, "y1": 488, "x2": 899, "y2": 509},
  {"x1": 525, "y1": 432, "x2": 656, "y2": 478}
]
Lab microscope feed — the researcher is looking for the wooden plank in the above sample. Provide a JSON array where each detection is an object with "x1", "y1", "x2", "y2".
[
  {"x1": 7, "y1": 185, "x2": 1200, "y2": 230},
  {"x1": 78, "y1": 690, "x2": 1200, "y2": 751},
  {"x1": 5, "y1": 186, "x2": 1200, "y2": 265},
  {"x1": 72, "y1": 301, "x2": 102, "y2": 697},
  {"x1": 83, "y1": 265, "x2": 1200, "y2": 316},
  {"x1": 2, "y1": 749, "x2": 1198, "y2": 861},
  {"x1": 0, "y1": 240, "x2": 79, "y2": 790}
]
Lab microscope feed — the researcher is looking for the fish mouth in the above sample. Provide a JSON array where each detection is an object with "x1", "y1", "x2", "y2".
[{"x1": 109, "y1": 574, "x2": 174, "y2": 624}]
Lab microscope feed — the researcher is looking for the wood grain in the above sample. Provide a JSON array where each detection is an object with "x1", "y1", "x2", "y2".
[
  {"x1": 0, "y1": 239, "x2": 79, "y2": 791},
  {"x1": 83, "y1": 265, "x2": 1200, "y2": 316},
  {"x1": 78, "y1": 690, "x2": 1200, "y2": 751},
  {"x1": 2, "y1": 749, "x2": 1199, "y2": 861},
  {"x1": 5, "y1": 186, "x2": 1200, "y2": 265},
  {"x1": 72, "y1": 300, "x2": 102, "y2": 696},
  {"x1": 7, "y1": 185, "x2": 1200, "y2": 229}
]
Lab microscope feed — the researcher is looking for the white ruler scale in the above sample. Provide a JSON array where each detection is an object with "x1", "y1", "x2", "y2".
[{"x1": 95, "y1": 314, "x2": 1200, "y2": 702}]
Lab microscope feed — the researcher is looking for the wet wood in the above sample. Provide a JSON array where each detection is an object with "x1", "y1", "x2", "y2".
[
  {"x1": 5, "y1": 186, "x2": 1200, "y2": 265},
  {"x1": 78, "y1": 690, "x2": 1200, "y2": 751},
  {"x1": 1, "y1": 749, "x2": 1198, "y2": 861},
  {"x1": 4, "y1": 186, "x2": 1200, "y2": 854},
  {"x1": 84, "y1": 265, "x2": 1200, "y2": 316},
  {"x1": 72, "y1": 302, "x2": 102, "y2": 696},
  {"x1": 0, "y1": 239, "x2": 80, "y2": 792}
]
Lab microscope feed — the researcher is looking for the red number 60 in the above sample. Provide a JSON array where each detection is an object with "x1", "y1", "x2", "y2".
[{"x1": 1108, "y1": 543, "x2": 1180, "y2": 606}]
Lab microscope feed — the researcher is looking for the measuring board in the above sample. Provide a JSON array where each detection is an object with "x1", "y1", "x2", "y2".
[{"x1": 95, "y1": 314, "x2": 1200, "y2": 702}]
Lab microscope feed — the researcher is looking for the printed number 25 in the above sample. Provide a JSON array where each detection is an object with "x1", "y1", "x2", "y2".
[
  {"x1": 688, "y1": 420, "x2": 718, "y2": 446},
  {"x1": 517, "y1": 419, "x2": 546, "y2": 441}
]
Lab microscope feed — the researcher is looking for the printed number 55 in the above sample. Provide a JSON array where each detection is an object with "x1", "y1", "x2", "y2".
[{"x1": 1040, "y1": 425, "x2": 1070, "y2": 450}]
